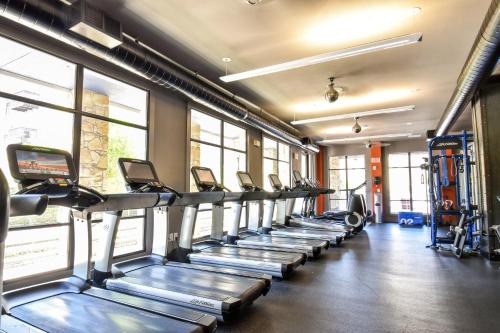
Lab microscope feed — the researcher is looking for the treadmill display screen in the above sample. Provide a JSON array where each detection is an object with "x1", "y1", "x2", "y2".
[
  {"x1": 16, "y1": 150, "x2": 70, "y2": 176},
  {"x1": 195, "y1": 169, "x2": 216, "y2": 185},
  {"x1": 292, "y1": 170, "x2": 302, "y2": 182},
  {"x1": 238, "y1": 173, "x2": 254, "y2": 186},
  {"x1": 269, "y1": 174, "x2": 282, "y2": 187},
  {"x1": 122, "y1": 161, "x2": 156, "y2": 182}
]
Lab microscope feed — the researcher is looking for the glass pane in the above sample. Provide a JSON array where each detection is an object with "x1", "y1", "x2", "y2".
[
  {"x1": 114, "y1": 218, "x2": 145, "y2": 256},
  {"x1": 328, "y1": 169, "x2": 347, "y2": 200},
  {"x1": 263, "y1": 137, "x2": 277, "y2": 159},
  {"x1": 279, "y1": 161, "x2": 290, "y2": 187},
  {"x1": 0, "y1": 98, "x2": 74, "y2": 227},
  {"x1": 411, "y1": 167, "x2": 427, "y2": 201},
  {"x1": 410, "y1": 152, "x2": 428, "y2": 168},
  {"x1": 4, "y1": 226, "x2": 69, "y2": 280},
  {"x1": 388, "y1": 153, "x2": 409, "y2": 167},
  {"x1": 390, "y1": 200, "x2": 408, "y2": 214},
  {"x1": 389, "y1": 168, "x2": 410, "y2": 201},
  {"x1": 83, "y1": 69, "x2": 147, "y2": 126},
  {"x1": 223, "y1": 122, "x2": 246, "y2": 151},
  {"x1": 0, "y1": 36, "x2": 75, "y2": 108},
  {"x1": 412, "y1": 201, "x2": 429, "y2": 214},
  {"x1": 347, "y1": 155, "x2": 365, "y2": 169},
  {"x1": 79, "y1": 117, "x2": 147, "y2": 194},
  {"x1": 223, "y1": 149, "x2": 246, "y2": 191},
  {"x1": 263, "y1": 158, "x2": 278, "y2": 191},
  {"x1": 329, "y1": 156, "x2": 345, "y2": 169},
  {"x1": 278, "y1": 143, "x2": 290, "y2": 162},
  {"x1": 190, "y1": 142, "x2": 221, "y2": 192},
  {"x1": 347, "y1": 169, "x2": 366, "y2": 193},
  {"x1": 190, "y1": 110, "x2": 221, "y2": 145},
  {"x1": 301, "y1": 153, "x2": 307, "y2": 178},
  {"x1": 194, "y1": 210, "x2": 212, "y2": 238}
]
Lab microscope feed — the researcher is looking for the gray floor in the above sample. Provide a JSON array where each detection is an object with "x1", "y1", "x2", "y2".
[{"x1": 221, "y1": 223, "x2": 500, "y2": 333}]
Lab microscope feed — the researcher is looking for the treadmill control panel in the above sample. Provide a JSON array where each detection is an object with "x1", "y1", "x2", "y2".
[
  {"x1": 191, "y1": 166, "x2": 222, "y2": 192},
  {"x1": 236, "y1": 171, "x2": 261, "y2": 192},
  {"x1": 268, "y1": 174, "x2": 283, "y2": 191}
]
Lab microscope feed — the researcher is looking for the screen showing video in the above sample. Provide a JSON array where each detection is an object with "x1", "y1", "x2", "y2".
[
  {"x1": 123, "y1": 161, "x2": 156, "y2": 181},
  {"x1": 16, "y1": 150, "x2": 70, "y2": 176},
  {"x1": 238, "y1": 173, "x2": 253, "y2": 186},
  {"x1": 196, "y1": 169, "x2": 215, "y2": 184}
]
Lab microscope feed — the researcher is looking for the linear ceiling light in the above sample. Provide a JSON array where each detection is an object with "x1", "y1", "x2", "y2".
[
  {"x1": 291, "y1": 105, "x2": 415, "y2": 125},
  {"x1": 220, "y1": 33, "x2": 422, "y2": 82},
  {"x1": 318, "y1": 133, "x2": 420, "y2": 144}
]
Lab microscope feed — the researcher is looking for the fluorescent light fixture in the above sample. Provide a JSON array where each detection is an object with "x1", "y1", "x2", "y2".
[
  {"x1": 318, "y1": 133, "x2": 418, "y2": 144},
  {"x1": 220, "y1": 33, "x2": 422, "y2": 82},
  {"x1": 291, "y1": 105, "x2": 415, "y2": 125}
]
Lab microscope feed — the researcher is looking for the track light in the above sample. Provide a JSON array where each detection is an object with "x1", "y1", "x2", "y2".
[{"x1": 324, "y1": 77, "x2": 339, "y2": 103}]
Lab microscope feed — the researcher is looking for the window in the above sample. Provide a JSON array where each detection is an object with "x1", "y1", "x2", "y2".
[
  {"x1": 0, "y1": 35, "x2": 150, "y2": 282},
  {"x1": 328, "y1": 155, "x2": 366, "y2": 211},
  {"x1": 190, "y1": 109, "x2": 247, "y2": 238},
  {"x1": 80, "y1": 69, "x2": 148, "y2": 257},
  {"x1": 388, "y1": 152, "x2": 428, "y2": 214},
  {"x1": 263, "y1": 137, "x2": 290, "y2": 190}
]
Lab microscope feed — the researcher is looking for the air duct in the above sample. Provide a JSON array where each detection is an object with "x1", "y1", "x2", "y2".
[
  {"x1": 435, "y1": 0, "x2": 500, "y2": 136},
  {"x1": 0, "y1": 0, "x2": 306, "y2": 148}
]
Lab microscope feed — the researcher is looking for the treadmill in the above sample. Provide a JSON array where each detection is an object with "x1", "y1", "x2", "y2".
[
  {"x1": 174, "y1": 166, "x2": 306, "y2": 279},
  {"x1": 1, "y1": 144, "x2": 216, "y2": 333},
  {"x1": 285, "y1": 171, "x2": 354, "y2": 235},
  {"x1": 92, "y1": 158, "x2": 271, "y2": 322},
  {"x1": 267, "y1": 174, "x2": 348, "y2": 244},
  {"x1": 224, "y1": 171, "x2": 329, "y2": 259}
]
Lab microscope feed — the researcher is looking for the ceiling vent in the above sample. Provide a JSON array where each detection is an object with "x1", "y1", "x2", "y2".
[{"x1": 69, "y1": 0, "x2": 122, "y2": 49}]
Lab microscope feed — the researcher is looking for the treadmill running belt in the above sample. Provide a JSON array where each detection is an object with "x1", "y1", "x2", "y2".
[
  {"x1": 125, "y1": 265, "x2": 265, "y2": 301},
  {"x1": 201, "y1": 247, "x2": 304, "y2": 262},
  {"x1": 9, "y1": 293, "x2": 204, "y2": 333},
  {"x1": 242, "y1": 235, "x2": 322, "y2": 246}
]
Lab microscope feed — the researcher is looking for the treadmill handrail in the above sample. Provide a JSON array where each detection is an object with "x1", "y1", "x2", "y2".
[
  {"x1": 10, "y1": 194, "x2": 48, "y2": 217},
  {"x1": 173, "y1": 192, "x2": 225, "y2": 206}
]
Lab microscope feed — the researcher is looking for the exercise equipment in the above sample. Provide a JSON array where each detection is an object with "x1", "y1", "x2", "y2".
[
  {"x1": 173, "y1": 166, "x2": 306, "y2": 279},
  {"x1": 1, "y1": 145, "x2": 217, "y2": 333},
  {"x1": 91, "y1": 158, "x2": 271, "y2": 322},
  {"x1": 428, "y1": 131, "x2": 481, "y2": 255}
]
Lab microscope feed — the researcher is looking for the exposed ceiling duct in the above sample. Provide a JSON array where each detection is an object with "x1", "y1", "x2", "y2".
[
  {"x1": 435, "y1": 0, "x2": 500, "y2": 136},
  {"x1": 0, "y1": 0, "x2": 308, "y2": 149}
]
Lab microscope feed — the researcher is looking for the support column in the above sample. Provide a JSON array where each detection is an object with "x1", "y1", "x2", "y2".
[
  {"x1": 370, "y1": 144, "x2": 383, "y2": 223},
  {"x1": 472, "y1": 81, "x2": 500, "y2": 260}
]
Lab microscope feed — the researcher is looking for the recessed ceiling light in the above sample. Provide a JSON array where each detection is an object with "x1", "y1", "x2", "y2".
[
  {"x1": 406, "y1": 122, "x2": 413, "y2": 126},
  {"x1": 318, "y1": 133, "x2": 416, "y2": 144},
  {"x1": 291, "y1": 105, "x2": 415, "y2": 125},
  {"x1": 220, "y1": 33, "x2": 422, "y2": 82},
  {"x1": 222, "y1": 57, "x2": 232, "y2": 63},
  {"x1": 245, "y1": 0, "x2": 262, "y2": 4}
]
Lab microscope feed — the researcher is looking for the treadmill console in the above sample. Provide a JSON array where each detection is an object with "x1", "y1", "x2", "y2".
[
  {"x1": 292, "y1": 170, "x2": 303, "y2": 186},
  {"x1": 118, "y1": 158, "x2": 181, "y2": 199},
  {"x1": 236, "y1": 171, "x2": 261, "y2": 192},
  {"x1": 268, "y1": 174, "x2": 283, "y2": 191},
  {"x1": 7, "y1": 144, "x2": 77, "y2": 194},
  {"x1": 191, "y1": 166, "x2": 223, "y2": 192}
]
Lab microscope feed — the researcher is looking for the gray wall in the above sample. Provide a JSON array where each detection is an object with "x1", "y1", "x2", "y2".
[{"x1": 326, "y1": 138, "x2": 427, "y2": 221}]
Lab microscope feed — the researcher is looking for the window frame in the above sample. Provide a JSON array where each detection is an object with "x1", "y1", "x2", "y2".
[
  {"x1": 262, "y1": 135, "x2": 291, "y2": 187},
  {"x1": 388, "y1": 152, "x2": 428, "y2": 215},
  {"x1": 188, "y1": 107, "x2": 249, "y2": 239},
  {"x1": 328, "y1": 155, "x2": 366, "y2": 210},
  {"x1": 0, "y1": 34, "x2": 150, "y2": 288}
]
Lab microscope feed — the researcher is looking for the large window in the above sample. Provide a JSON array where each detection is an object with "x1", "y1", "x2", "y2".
[
  {"x1": 80, "y1": 69, "x2": 148, "y2": 259},
  {"x1": 0, "y1": 36, "x2": 149, "y2": 282},
  {"x1": 388, "y1": 152, "x2": 428, "y2": 214},
  {"x1": 190, "y1": 109, "x2": 247, "y2": 238},
  {"x1": 328, "y1": 155, "x2": 366, "y2": 211},
  {"x1": 263, "y1": 137, "x2": 290, "y2": 190}
]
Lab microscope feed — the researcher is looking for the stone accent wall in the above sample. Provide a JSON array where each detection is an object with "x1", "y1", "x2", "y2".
[{"x1": 79, "y1": 89, "x2": 109, "y2": 192}]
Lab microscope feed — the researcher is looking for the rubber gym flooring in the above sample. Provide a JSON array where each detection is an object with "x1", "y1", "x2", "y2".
[{"x1": 220, "y1": 223, "x2": 500, "y2": 333}]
